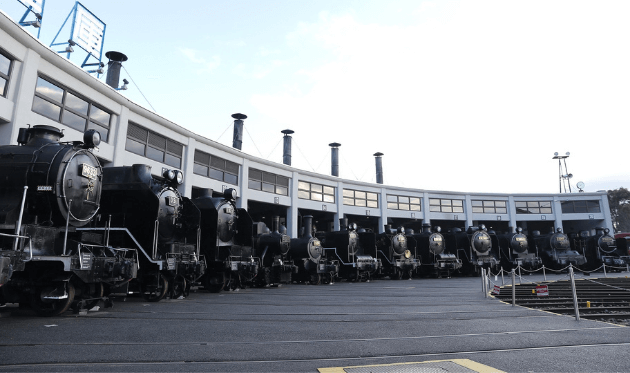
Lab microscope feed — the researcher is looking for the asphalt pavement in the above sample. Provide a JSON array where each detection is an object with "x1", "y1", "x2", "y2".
[{"x1": 1, "y1": 272, "x2": 629, "y2": 372}]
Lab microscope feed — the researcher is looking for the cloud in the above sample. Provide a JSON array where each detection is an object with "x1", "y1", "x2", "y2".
[
  {"x1": 250, "y1": 1, "x2": 630, "y2": 193},
  {"x1": 179, "y1": 48, "x2": 221, "y2": 72}
]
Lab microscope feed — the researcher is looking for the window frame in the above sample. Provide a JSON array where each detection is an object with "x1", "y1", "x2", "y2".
[
  {"x1": 429, "y1": 198, "x2": 464, "y2": 213},
  {"x1": 342, "y1": 189, "x2": 379, "y2": 208},
  {"x1": 0, "y1": 49, "x2": 14, "y2": 98},
  {"x1": 193, "y1": 149, "x2": 239, "y2": 185},
  {"x1": 298, "y1": 181, "x2": 335, "y2": 203},
  {"x1": 248, "y1": 168, "x2": 289, "y2": 196},
  {"x1": 471, "y1": 200, "x2": 507, "y2": 214},
  {"x1": 515, "y1": 201, "x2": 553, "y2": 214},
  {"x1": 560, "y1": 200, "x2": 601, "y2": 214},
  {"x1": 32, "y1": 75, "x2": 112, "y2": 141},
  {"x1": 126, "y1": 122, "x2": 184, "y2": 169},
  {"x1": 386, "y1": 194, "x2": 421, "y2": 211}
]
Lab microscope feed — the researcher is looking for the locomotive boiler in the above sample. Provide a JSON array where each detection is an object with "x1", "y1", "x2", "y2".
[
  {"x1": 97, "y1": 164, "x2": 204, "y2": 301},
  {"x1": 192, "y1": 188, "x2": 257, "y2": 292},
  {"x1": 530, "y1": 227, "x2": 586, "y2": 269},
  {"x1": 291, "y1": 215, "x2": 339, "y2": 284},
  {"x1": 497, "y1": 227, "x2": 542, "y2": 270},
  {"x1": 320, "y1": 218, "x2": 378, "y2": 282},
  {"x1": 253, "y1": 216, "x2": 297, "y2": 286},
  {"x1": 0, "y1": 125, "x2": 137, "y2": 316},
  {"x1": 444, "y1": 225, "x2": 499, "y2": 275},
  {"x1": 375, "y1": 224, "x2": 418, "y2": 279},
  {"x1": 406, "y1": 224, "x2": 461, "y2": 278},
  {"x1": 574, "y1": 227, "x2": 628, "y2": 270}
]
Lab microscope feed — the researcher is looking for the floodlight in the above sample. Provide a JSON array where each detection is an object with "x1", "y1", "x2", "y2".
[{"x1": 119, "y1": 79, "x2": 129, "y2": 91}]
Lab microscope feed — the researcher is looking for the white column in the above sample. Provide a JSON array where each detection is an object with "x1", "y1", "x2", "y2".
[
  {"x1": 112, "y1": 106, "x2": 130, "y2": 166},
  {"x1": 600, "y1": 193, "x2": 614, "y2": 233},
  {"x1": 8, "y1": 48, "x2": 40, "y2": 144},
  {"x1": 465, "y1": 195, "x2": 473, "y2": 227},
  {"x1": 553, "y1": 196, "x2": 563, "y2": 232},
  {"x1": 287, "y1": 171, "x2": 300, "y2": 238},
  {"x1": 422, "y1": 194, "x2": 431, "y2": 226},
  {"x1": 508, "y1": 195, "x2": 517, "y2": 232},
  {"x1": 236, "y1": 159, "x2": 250, "y2": 209},
  {"x1": 378, "y1": 187, "x2": 388, "y2": 233},
  {"x1": 333, "y1": 180, "x2": 344, "y2": 231},
  {"x1": 181, "y1": 137, "x2": 196, "y2": 197}
]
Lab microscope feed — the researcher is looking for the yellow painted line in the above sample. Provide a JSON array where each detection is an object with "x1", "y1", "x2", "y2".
[{"x1": 318, "y1": 358, "x2": 506, "y2": 373}]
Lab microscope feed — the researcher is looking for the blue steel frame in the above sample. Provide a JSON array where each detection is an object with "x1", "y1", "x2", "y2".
[
  {"x1": 49, "y1": 2, "x2": 107, "y2": 73},
  {"x1": 17, "y1": 0, "x2": 45, "y2": 39}
]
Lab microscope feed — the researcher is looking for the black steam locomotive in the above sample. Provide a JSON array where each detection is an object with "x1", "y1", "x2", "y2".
[
  {"x1": 253, "y1": 216, "x2": 296, "y2": 286},
  {"x1": 444, "y1": 225, "x2": 499, "y2": 275},
  {"x1": 530, "y1": 227, "x2": 586, "y2": 269},
  {"x1": 292, "y1": 215, "x2": 339, "y2": 284},
  {"x1": 193, "y1": 188, "x2": 257, "y2": 292},
  {"x1": 375, "y1": 225, "x2": 419, "y2": 279},
  {"x1": 0, "y1": 125, "x2": 137, "y2": 316},
  {"x1": 96, "y1": 164, "x2": 204, "y2": 301},
  {"x1": 406, "y1": 224, "x2": 461, "y2": 278},
  {"x1": 497, "y1": 227, "x2": 542, "y2": 270},
  {"x1": 573, "y1": 227, "x2": 629, "y2": 270},
  {"x1": 320, "y1": 218, "x2": 378, "y2": 282}
]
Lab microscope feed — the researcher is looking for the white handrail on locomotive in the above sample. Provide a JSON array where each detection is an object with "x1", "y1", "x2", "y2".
[
  {"x1": 76, "y1": 227, "x2": 163, "y2": 270},
  {"x1": 13, "y1": 186, "x2": 28, "y2": 252}
]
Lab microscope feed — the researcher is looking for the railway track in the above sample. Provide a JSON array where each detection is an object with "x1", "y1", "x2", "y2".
[{"x1": 494, "y1": 277, "x2": 630, "y2": 325}]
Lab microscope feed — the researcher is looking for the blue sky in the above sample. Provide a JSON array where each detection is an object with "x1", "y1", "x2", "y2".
[{"x1": 2, "y1": 0, "x2": 629, "y2": 194}]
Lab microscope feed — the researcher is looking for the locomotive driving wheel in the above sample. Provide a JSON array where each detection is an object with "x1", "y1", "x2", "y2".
[
  {"x1": 310, "y1": 273, "x2": 321, "y2": 285},
  {"x1": 141, "y1": 273, "x2": 168, "y2": 302},
  {"x1": 31, "y1": 281, "x2": 75, "y2": 317},
  {"x1": 81, "y1": 282, "x2": 104, "y2": 310},
  {"x1": 394, "y1": 268, "x2": 403, "y2": 280},
  {"x1": 170, "y1": 275, "x2": 187, "y2": 299}
]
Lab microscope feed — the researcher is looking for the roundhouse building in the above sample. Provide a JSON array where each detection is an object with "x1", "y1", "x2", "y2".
[{"x1": 0, "y1": 12, "x2": 613, "y2": 239}]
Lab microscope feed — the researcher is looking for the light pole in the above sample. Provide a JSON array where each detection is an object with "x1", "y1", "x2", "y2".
[{"x1": 552, "y1": 152, "x2": 572, "y2": 193}]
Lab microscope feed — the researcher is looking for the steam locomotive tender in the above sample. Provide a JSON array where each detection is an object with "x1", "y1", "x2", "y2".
[
  {"x1": 375, "y1": 224, "x2": 418, "y2": 279},
  {"x1": 253, "y1": 216, "x2": 297, "y2": 286},
  {"x1": 320, "y1": 218, "x2": 378, "y2": 282},
  {"x1": 292, "y1": 215, "x2": 339, "y2": 284},
  {"x1": 573, "y1": 227, "x2": 628, "y2": 270},
  {"x1": 0, "y1": 125, "x2": 137, "y2": 316},
  {"x1": 530, "y1": 227, "x2": 586, "y2": 269},
  {"x1": 497, "y1": 227, "x2": 542, "y2": 270},
  {"x1": 406, "y1": 224, "x2": 461, "y2": 278},
  {"x1": 193, "y1": 188, "x2": 258, "y2": 292},
  {"x1": 97, "y1": 164, "x2": 204, "y2": 301},
  {"x1": 444, "y1": 225, "x2": 499, "y2": 275}
]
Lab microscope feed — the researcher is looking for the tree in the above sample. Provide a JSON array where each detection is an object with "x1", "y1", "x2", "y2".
[{"x1": 608, "y1": 187, "x2": 630, "y2": 232}]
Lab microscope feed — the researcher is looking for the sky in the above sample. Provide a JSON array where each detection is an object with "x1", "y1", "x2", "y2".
[{"x1": 1, "y1": 0, "x2": 629, "y2": 194}]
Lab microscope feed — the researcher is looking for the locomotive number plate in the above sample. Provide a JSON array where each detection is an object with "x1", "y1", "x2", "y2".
[
  {"x1": 166, "y1": 196, "x2": 178, "y2": 207},
  {"x1": 80, "y1": 163, "x2": 98, "y2": 180},
  {"x1": 433, "y1": 236, "x2": 442, "y2": 242},
  {"x1": 224, "y1": 207, "x2": 233, "y2": 214},
  {"x1": 556, "y1": 237, "x2": 565, "y2": 241},
  {"x1": 37, "y1": 185, "x2": 52, "y2": 192}
]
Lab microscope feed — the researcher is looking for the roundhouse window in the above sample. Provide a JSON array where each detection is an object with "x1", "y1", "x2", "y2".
[
  {"x1": 429, "y1": 198, "x2": 464, "y2": 213},
  {"x1": 299, "y1": 181, "x2": 335, "y2": 203},
  {"x1": 515, "y1": 201, "x2": 552, "y2": 214},
  {"x1": 248, "y1": 168, "x2": 289, "y2": 196},
  {"x1": 126, "y1": 122, "x2": 184, "y2": 169},
  {"x1": 32, "y1": 75, "x2": 112, "y2": 141},
  {"x1": 471, "y1": 200, "x2": 507, "y2": 214},
  {"x1": 387, "y1": 195, "x2": 421, "y2": 211},
  {"x1": 343, "y1": 189, "x2": 379, "y2": 208},
  {"x1": 0, "y1": 50, "x2": 13, "y2": 97}
]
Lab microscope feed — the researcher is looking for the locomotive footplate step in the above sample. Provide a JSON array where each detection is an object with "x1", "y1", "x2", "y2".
[{"x1": 318, "y1": 359, "x2": 505, "y2": 373}]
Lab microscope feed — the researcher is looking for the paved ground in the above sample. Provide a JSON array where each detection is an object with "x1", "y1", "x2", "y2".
[{"x1": 1, "y1": 272, "x2": 629, "y2": 372}]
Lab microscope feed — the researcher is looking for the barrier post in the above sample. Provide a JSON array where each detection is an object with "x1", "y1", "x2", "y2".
[
  {"x1": 603, "y1": 264, "x2": 607, "y2": 278},
  {"x1": 543, "y1": 265, "x2": 547, "y2": 281},
  {"x1": 511, "y1": 269, "x2": 516, "y2": 307},
  {"x1": 501, "y1": 268, "x2": 505, "y2": 286},
  {"x1": 627, "y1": 264, "x2": 629, "y2": 273},
  {"x1": 481, "y1": 268, "x2": 486, "y2": 294},
  {"x1": 569, "y1": 266, "x2": 580, "y2": 321}
]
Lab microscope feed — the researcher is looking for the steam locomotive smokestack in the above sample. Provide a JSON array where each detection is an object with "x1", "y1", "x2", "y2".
[
  {"x1": 302, "y1": 215, "x2": 314, "y2": 239},
  {"x1": 374, "y1": 152, "x2": 384, "y2": 184},
  {"x1": 422, "y1": 223, "x2": 431, "y2": 233},
  {"x1": 232, "y1": 113, "x2": 247, "y2": 150},
  {"x1": 329, "y1": 143, "x2": 341, "y2": 177},
  {"x1": 272, "y1": 216, "x2": 280, "y2": 233},
  {"x1": 281, "y1": 130, "x2": 294, "y2": 166},
  {"x1": 105, "y1": 51, "x2": 128, "y2": 89}
]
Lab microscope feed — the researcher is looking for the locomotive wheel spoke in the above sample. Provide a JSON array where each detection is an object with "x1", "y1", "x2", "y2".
[
  {"x1": 171, "y1": 275, "x2": 187, "y2": 299},
  {"x1": 31, "y1": 281, "x2": 75, "y2": 317},
  {"x1": 142, "y1": 274, "x2": 168, "y2": 302}
]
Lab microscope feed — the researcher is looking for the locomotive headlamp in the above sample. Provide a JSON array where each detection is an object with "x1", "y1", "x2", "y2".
[
  {"x1": 404, "y1": 250, "x2": 411, "y2": 259},
  {"x1": 604, "y1": 228, "x2": 610, "y2": 234},
  {"x1": 83, "y1": 129, "x2": 101, "y2": 148},
  {"x1": 224, "y1": 188, "x2": 237, "y2": 201},
  {"x1": 350, "y1": 222, "x2": 357, "y2": 231},
  {"x1": 435, "y1": 226, "x2": 442, "y2": 233},
  {"x1": 517, "y1": 227, "x2": 523, "y2": 233},
  {"x1": 175, "y1": 170, "x2": 184, "y2": 185},
  {"x1": 480, "y1": 224, "x2": 486, "y2": 231},
  {"x1": 163, "y1": 169, "x2": 176, "y2": 181},
  {"x1": 397, "y1": 227, "x2": 404, "y2": 234}
]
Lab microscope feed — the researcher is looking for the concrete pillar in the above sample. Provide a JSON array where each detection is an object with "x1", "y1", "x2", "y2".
[
  {"x1": 8, "y1": 48, "x2": 40, "y2": 144},
  {"x1": 112, "y1": 106, "x2": 130, "y2": 166},
  {"x1": 333, "y1": 180, "x2": 344, "y2": 231},
  {"x1": 181, "y1": 137, "x2": 196, "y2": 198},
  {"x1": 287, "y1": 171, "x2": 300, "y2": 238},
  {"x1": 236, "y1": 159, "x2": 250, "y2": 209}
]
